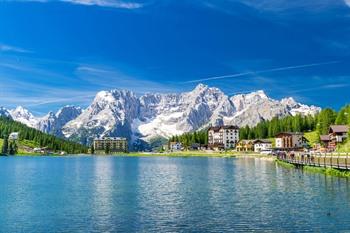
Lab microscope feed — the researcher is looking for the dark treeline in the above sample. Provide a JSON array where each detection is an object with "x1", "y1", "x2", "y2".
[
  {"x1": 0, "y1": 117, "x2": 88, "y2": 154},
  {"x1": 169, "y1": 130, "x2": 208, "y2": 148},
  {"x1": 238, "y1": 105, "x2": 350, "y2": 140},
  {"x1": 170, "y1": 104, "x2": 350, "y2": 144},
  {"x1": 240, "y1": 114, "x2": 318, "y2": 140}
]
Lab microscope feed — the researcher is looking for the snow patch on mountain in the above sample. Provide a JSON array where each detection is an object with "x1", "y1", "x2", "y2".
[
  {"x1": 9, "y1": 106, "x2": 39, "y2": 128},
  {"x1": 4, "y1": 84, "x2": 321, "y2": 147}
]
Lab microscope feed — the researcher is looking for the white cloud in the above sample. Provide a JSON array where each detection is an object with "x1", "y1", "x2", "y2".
[
  {"x1": 4, "y1": 0, "x2": 144, "y2": 9},
  {"x1": 183, "y1": 61, "x2": 340, "y2": 84},
  {"x1": 60, "y1": 0, "x2": 143, "y2": 9},
  {"x1": 0, "y1": 43, "x2": 30, "y2": 53},
  {"x1": 199, "y1": 0, "x2": 345, "y2": 15},
  {"x1": 344, "y1": 0, "x2": 350, "y2": 8},
  {"x1": 237, "y1": 0, "x2": 342, "y2": 12}
]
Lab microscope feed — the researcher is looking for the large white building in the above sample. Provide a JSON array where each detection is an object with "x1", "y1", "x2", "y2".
[
  {"x1": 93, "y1": 137, "x2": 128, "y2": 153},
  {"x1": 208, "y1": 125, "x2": 239, "y2": 149}
]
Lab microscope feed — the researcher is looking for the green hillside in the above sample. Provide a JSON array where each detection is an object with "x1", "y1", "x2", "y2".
[{"x1": 0, "y1": 117, "x2": 88, "y2": 155}]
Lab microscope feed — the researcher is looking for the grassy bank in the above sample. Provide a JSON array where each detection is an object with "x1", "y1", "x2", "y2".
[
  {"x1": 275, "y1": 159, "x2": 296, "y2": 169},
  {"x1": 276, "y1": 159, "x2": 350, "y2": 178},
  {"x1": 303, "y1": 166, "x2": 350, "y2": 178}
]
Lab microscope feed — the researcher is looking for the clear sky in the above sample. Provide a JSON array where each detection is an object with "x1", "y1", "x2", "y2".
[{"x1": 0, "y1": 0, "x2": 350, "y2": 115}]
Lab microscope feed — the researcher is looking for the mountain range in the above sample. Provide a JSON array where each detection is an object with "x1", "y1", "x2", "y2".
[{"x1": 0, "y1": 84, "x2": 321, "y2": 148}]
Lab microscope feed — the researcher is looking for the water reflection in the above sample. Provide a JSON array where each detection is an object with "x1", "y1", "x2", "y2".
[{"x1": 0, "y1": 156, "x2": 350, "y2": 232}]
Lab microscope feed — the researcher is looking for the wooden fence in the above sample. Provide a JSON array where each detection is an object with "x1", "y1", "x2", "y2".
[{"x1": 277, "y1": 153, "x2": 350, "y2": 170}]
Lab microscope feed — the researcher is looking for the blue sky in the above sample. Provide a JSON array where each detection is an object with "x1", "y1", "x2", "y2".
[{"x1": 0, "y1": 0, "x2": 350, "y2": 115}]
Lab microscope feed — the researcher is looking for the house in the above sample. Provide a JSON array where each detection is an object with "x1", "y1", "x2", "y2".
[
  {"x1": 236, "y1": 140, "x2": 255, "y2": 152},
  {"x1": 169, "y1": 142, "x2": 183, "y2": 151},
  {"x1": 93, "y1": 137, "x2": 128, "y2": 153},
  {"x1": 275, "y1": 132, "x2": 308, "y2": 150},
  {"x1": 8, "y1": 132, "x2": 19, "y2": 141},
  {"x1": 328, "y1": 125, "x2": 349, "y2": 149},
  {"x1": 208, "y1": 125, "x2": 239, "y2": 150},
  {"x1": 320, "y1": 135, "x2": 331, "y2": 148},
  {"x1": 253, "y1": 139, "x2": 272, "y2": 152}
]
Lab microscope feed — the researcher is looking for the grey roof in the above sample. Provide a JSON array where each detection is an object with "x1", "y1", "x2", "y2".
[
  {"x1": 320, "y1": 135, "x2": 330, "y2": 141},
  {"x1": 208, "y1": 125, "x2": 239, "y2": 131},
  {"x1": 329, "y1": 125, "x2": 349, "y2": 133},
  {"x1": 253, "y1": 139, "x2": 272, "y2": 144}
]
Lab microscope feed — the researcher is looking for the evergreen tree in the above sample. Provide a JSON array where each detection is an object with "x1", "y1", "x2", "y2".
[
  {"x1": 9, "y1": 143, "x2": 15, "y2": 155},
  {"x1": 317, "y1": 108, "x2": 337, "y2": 135},
  {"x1": 13, "y1": 142, "x2": 18, "y2": 154},
  {"x1": 90, "y1": 144, "x2": 95, "y2": 154},
  {"x1": 1, "y1": 137, "x2": 8, "y2": 155}
]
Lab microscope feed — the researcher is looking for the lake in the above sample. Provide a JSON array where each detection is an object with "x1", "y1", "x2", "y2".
[{"x1": 0, "y1": 156, "x2": 350, "y2": 232}]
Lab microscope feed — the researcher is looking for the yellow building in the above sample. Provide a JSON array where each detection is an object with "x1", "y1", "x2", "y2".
[
  {"x1": 93, "y1": 137, "x2": 128, "y2": 153},
  {"x1": 236, "y1": 140, "x2": 255, "y2": 152}
]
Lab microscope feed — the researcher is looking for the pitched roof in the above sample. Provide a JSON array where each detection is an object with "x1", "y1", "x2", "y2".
[
  {"x1": 253, "y1": 139, "x2": 272, "y2": 144},
  {"x1": 329, "y1": 125, "x2": 349, "y2": 133},
  {"x1": 221, "y1": 125, "x2": 239, "y2": 130},
  {"x1": 208, "y1": 125, "x2": 239, "y2": 131},
  {"x1": 208, "y1": 126, "x2": 221, "y2": 132},
  {"x1": 320, "y1": 135, "x2": 330, "y2": 141}
]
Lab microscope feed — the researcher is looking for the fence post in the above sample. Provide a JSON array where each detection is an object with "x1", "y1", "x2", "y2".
[
  {"x1": 346, "y1": 153, "x2": 348, "y2": 170},
  {"x1": 337, "y1": 153, "x2": 339, "y2": 169}
]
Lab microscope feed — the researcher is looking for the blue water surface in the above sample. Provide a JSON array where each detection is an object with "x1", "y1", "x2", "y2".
[{"x1": 0, "y1": 156, "x2": 350, "y2": 232}]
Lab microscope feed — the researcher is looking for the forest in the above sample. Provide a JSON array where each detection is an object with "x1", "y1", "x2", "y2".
[
  {"x1": 0, "y1": 117, "x2": 88, "y2": 155},
  {"x1": 170, "y1": 105, "x2": 350, "y2": 146}
]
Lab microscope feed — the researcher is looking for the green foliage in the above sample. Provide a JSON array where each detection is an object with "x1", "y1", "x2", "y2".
[
  {"x1": 0, "y1": 117, "x2": 88, "y2": 154},
  {"x1": 316, "y1": 108, "x2": 337, "y2": 135},
  {"x1": 90, "y1": 144, "x2": 95, "y2": 154},
  {"x1": 335, "y1": 105, "x2": 350, "y2": 125},
  {"x1": 304, "y1": 131, "x2": 319, "y2": 145},
  {"x1": 1, "y1": 137, "x2": 8, "y2": 155},
  {"x1": 8, "y1": 142, "x2": 16, "y2": 155},
  {"x1": 240, "y1": 114, "x2": 317, "y2": 140},
  {"x1": 169, "y1": 130, "x2": 208, "y2": 148}
]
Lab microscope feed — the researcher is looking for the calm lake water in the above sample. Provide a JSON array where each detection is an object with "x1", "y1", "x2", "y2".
[{"x1": 1, "y1": 156, "x2": 350, "y2": 232}]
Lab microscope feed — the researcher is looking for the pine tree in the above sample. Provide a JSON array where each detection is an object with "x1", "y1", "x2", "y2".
[
  {"x1": 1, "y1": 137, "x2": 8, "y2": 155},
  {"x1": 9, "y1": 143, "x2": 15, "y2": 155},
  {"x1": 90, "y1": 144, "x2": 95, "y2": 154}
]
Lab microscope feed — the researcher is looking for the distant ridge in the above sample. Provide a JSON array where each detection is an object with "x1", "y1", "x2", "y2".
[{"x1": 0, "y1": 84, "x2": 321, "y2": 148}]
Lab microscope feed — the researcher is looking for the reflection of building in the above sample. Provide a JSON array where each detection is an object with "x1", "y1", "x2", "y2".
[
  {"x1": 275, "y1": 132, "x2": 308, "y2": 149},
  {"x1": 9, "y1": 132, "x2": 19, "y2": 141},
  {"x1": 208, "y1": 125, "x2": 239, "y2": 150},
  {"x1": 253, "y1": 139, "x2": 272, "y2": 152},
  {"x1": 93, "y1": 137, "x2": 128, "y2": 153},
  {"x1": 236, "y1": 140, "x2": 254, "y2": 152}
]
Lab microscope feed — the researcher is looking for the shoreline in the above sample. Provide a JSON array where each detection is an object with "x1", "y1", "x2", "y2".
[
  {"x1": 2, "y1": 151, "x2": 271, "y2": 158},
  {"x1": 276, "y1": 159, "x2": 350, "y2": 178}
]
